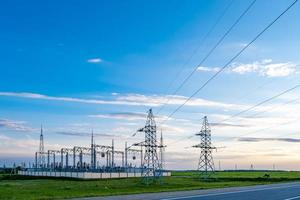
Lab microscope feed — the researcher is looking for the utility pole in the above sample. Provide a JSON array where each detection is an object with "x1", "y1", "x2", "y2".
[
  {"x1": 112, "y1": 139, "x2": 114, "y2": 168},
  {"x1": 38, "y1": 125, "x2": 45, "y2": 168},
  {"x1": 160, "y1": 129, "x2": 164, "y2": 170},
  {"x1": 90, "y1": 130, "x2": 96, "y2": 169},
  {"x1": 125, "y1": 142, "x2": 128, "y2": 169},
  {"x1": 193, "y1": 116, "x2": 216, "y2": 179}
]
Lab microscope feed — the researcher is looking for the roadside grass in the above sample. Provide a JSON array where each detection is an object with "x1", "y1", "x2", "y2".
[
  {"x1": 1, "y1": 171, "x2": 300, "y2": 200},
  {"x1": 173, "y1": 171, "x2": 300, "y2": 180}
]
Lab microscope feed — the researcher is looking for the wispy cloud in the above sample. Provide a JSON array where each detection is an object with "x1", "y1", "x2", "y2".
[
  {"x1": 89, "y1": 112, "x2": 147, "y2": 121},
  {"x1": 89, "y1": 112, "x2": 175, "y2": 122},
  {"x1": 55, "y1": 131, "x2": 115, "y2": 137},
  {"x1": 87, "y1": 58, "x2": 102, "y2": 63},
  {"x1": 0, "y1": 92, "x2": 158, "y2": 106},
  {"x1": 161, "y1": 124, "x2": 186, "y2": 133},
  {"x1": 197, "y1": 59, "x2": 298, "y2": 77},
  {"x1": 237, "y1": 137, "x2": 300, "y2": 143},
  {"x1": 0, "y1": 119, "x2": 35, "y2": 132},
  {"x1": 0, "y1": 134, "x2": 60, "y2": 156},
  {"x1": 0, "y1": 134, "x2": 38, "y2": 156},
  {"x1": 116, "y1": 94, "x2": 246, "y2": 110},
  {"x1": 210, "y1": 122, "x2": 249, "y2": 128},
  {"x1": 197, "y1": 66, "x2": 220, "y2": 72},
  {"x1": 0, "y1": 92, "x2": 247, "y2": 111}
]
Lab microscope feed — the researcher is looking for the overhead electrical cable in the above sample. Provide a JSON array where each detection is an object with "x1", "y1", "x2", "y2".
[
  {"x1": 156, "y1": 0, "x2": 234, "y2": 115},
  {"x1": 218, "y1": 84, "x2": 300, "y2": 124},
  {"x1": 156, "y1": 0, "x2": 256, "y2": 115},
  {"x1": 215, "y1": 117, "x2": 300, "y2": 144},
  {"x1": 160, "y1": 0, "x2": 298, "y2": 126},
  {"x1": 244, "y1": 96, "x2": 300, "y2": 119},
  {"x1": 167, "y1": 85, "x2": 300, "y2": 146}
]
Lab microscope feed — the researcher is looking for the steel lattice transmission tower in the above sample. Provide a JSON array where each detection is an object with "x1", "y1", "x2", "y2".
[
  {"x1": 193, "y1": 116, "x2": 216, "y2": 179},
  {"x1": 137, "y1": 109, "x2": 163, "y2": 183},
  {"x1": 38, "y1": 125, "x2": 45, "y2": 167}
]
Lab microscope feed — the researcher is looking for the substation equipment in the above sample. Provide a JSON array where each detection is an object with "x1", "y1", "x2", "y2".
[{"x1": 19, "y1": 109, "x2": 170, "y2": 180}]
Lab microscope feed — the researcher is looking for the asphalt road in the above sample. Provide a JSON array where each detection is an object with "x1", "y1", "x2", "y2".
[{"x1": 75, "y1": 181, "x2": 300, "y2": 200}]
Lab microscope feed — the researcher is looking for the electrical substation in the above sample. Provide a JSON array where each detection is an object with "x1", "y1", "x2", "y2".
[{"x1": 18, "y1": 109, "x2": 171, "y2": 180}]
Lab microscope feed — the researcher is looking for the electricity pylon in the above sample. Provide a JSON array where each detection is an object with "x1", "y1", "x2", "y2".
[
  {"x1": 135, "y1": 109, "x2": 163, "y2": 184},
  {"x1": 38, "y1": 125, "x2": 45, "y2": 167},
  {"x1": 193, "y1": 116, "x2": 216, "y2": 179}
]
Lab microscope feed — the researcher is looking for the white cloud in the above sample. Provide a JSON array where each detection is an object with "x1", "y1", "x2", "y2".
[
  {"x1": 116, "y1": 94, "x2": 247, "y2": 110},
  {"x1": 89, "y1": 112, "x2": 179, "y2": 123},
  {"x1": 89, "y1": 112, "x2": 146, "y2": 121},
  {"x1": 198, "y1": 59, "x2": 298, "y2": 77},
  {"x1": 87, "y1": 58, "x2": 102, "y2": 63},
  {"x1": 0, "y1": 92, "x2": 158, "y2": 106},
  {"x1": 0, "y1": 92, "x2": 248, "y2": 111},
  {"x1": 0, "y1": 119, "x2": 35, "y2": 132},
  {"x1": 231, "y1": 63, "x2": 259, "y2": 74},
  {"x1": 197, "y1": 66, "x2": 220, "y2": 72},
  {"x1": 261, "y1": 63, "x2": 297, "y2": 77},
  {"x1": 160, "y1": 124, "x2": 186, "y2": 134},
  {"x1": 0, "y1": 134, "x2": 60, "y2": 157},
  {"x1": 230, "y1": 59, "x2": 298, "y2": 77}
]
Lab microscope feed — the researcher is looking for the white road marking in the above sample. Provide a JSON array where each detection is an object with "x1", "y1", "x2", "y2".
[
  {"x1": 284, "y1": 196, "x2": 300, "y2": 200},
  {"x1": 161, "y1": 184, "x2": 300, "y2": 200}
]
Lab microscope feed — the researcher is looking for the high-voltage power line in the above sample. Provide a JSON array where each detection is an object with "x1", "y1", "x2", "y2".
[
  {"x1": 159, "y1": 0, "x2": 298, "y2": 126},
  {"x1": 156, "y1": 0, "x2": 257, "y2": 115}
]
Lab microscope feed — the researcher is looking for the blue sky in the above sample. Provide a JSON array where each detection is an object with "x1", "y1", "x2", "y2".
[{"x1": 1, "y1": 0, "x2": 300, "y2": 170}]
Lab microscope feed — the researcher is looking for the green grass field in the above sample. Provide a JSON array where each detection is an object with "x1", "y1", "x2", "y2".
[{"x1": 1, "y1": 171, "x2": 300, "y2": 200}]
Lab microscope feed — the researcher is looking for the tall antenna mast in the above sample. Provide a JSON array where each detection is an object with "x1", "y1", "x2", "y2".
[
  {"x1": 193, "y1": 116, "x2": 216, "y2": 179},
  {"x1": 38, "y1": 125, "x2": 45, "y2": 167}
]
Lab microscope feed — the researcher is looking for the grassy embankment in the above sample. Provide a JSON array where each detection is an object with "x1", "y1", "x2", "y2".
[{"x1": 1, "y1": 171, "x2": 300, "y2": 200}]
